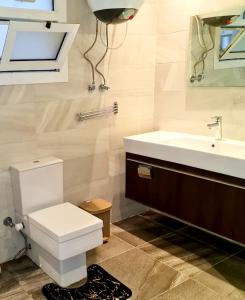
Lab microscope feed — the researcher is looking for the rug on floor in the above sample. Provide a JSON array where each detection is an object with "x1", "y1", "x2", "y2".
[{"x1": 42, "y1": 264, "x2": 132, "y2": 300}]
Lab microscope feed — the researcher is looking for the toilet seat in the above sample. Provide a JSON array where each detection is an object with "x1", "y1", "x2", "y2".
[
  {"x1": 28, "y1": 202, "x2": 103, "y2": 260},
  {"x1": 28, "y1": 202, "x2": 102, "y2": 242}
]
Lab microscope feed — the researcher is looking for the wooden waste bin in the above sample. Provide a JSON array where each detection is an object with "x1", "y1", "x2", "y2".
[{"x1": 79, "y1": 198, "x2": 112, "y2": 243}]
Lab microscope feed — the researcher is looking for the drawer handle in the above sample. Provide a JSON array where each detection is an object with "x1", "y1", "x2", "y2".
[
  {"x1": 138, "y1": 165, "x2": 152, "y2": 179},
  {"x1": 128, "y1": 158, "x2": 245, "y2": 190}
]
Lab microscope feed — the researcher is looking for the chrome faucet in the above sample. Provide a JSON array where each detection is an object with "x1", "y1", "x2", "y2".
[{"x1": 207, "y1": 116, "x2": 222, "y2": 141}]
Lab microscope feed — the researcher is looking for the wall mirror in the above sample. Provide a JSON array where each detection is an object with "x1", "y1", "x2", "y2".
[{"x1": 188, "y1": 6, "x2": 245, "y2": 87}]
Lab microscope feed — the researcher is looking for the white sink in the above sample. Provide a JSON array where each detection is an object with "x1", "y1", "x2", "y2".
[
  {"x1": 160, "y1": 137, "x2": 245, "y2": 157},
  {"x1": 124, "y1": 131, "x2": 245, "y2": 179}
]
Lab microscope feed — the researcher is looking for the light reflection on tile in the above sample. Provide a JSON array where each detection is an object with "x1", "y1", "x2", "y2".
[
  {"x1": 140, "y1": 231, "x2": 228, "y2": 277},
  {"x1": 100, "y1": 248, "x2": 187, "y2": 300},
  {"x1": 87, "y1": 235, "x2": 134, "y2": 266},
  {"x1": 112, "y1": 215, "x2": 172, "y2": 246},
  {"x1": 154, "y1": 279, "x2": 223, "y2": 300},
  {"x1": 194, "y1": 255, "x2": 245, "y2": 300}
]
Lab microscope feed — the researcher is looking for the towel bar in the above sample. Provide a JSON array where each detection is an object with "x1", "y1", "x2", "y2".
[{"x1": 76, "y1": 102, "x2": 118, "y2": 122}]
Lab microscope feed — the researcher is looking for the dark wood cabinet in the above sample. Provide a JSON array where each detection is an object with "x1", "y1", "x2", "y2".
[{"x1": 126, "y1": 153, "x2": 245, "y2": 245}]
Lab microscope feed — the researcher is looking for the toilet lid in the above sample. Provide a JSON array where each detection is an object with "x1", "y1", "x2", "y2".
[{"x1": 28, "y1": 203, "x2": 103, "y2": 243}]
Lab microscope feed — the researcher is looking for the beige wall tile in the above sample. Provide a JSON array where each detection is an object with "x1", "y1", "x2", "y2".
[
  {"x1": 64, "y1": 177, "x2": 112, "y2": 207},
  {"x1": 64, "y1": 153, "x2": 109, "y2": 190},
  {"x1": 0, "y1": 171, "x2": 25, "y2": 264},
  {"x1": 0, "y1": 104, "x2": 35, "y2": 145},
  {"x1": 155, "y1": 63, "x2": 186, "y2": 92},
  {"x1": 107, "y1": 65, "x2": 155, "y2": 97},
  {"x1": 108, "y1": 35, "x2": 156, "y2": 66},
  {"x1": 0, "y1": 171, "x2": 14, "y2": 227},
  {"x1": 109, "y1": 175, "x2": 147, "y2": 222},
  {"x1": 0, "y1": 142, "x2": 38, "y2": 171},
  {"x1": 37, "y1": 123, "x2": 110, "y2": 159},
  {"x1": 0, "y1": 85, "x2": 34, "y2": 105},
  {"x1": 157, "y1": 31, "x2": 188, "y2": 64},
  {"x1": 125, "y1": 1, "x2": 157, "y2": 36},
  {"x1": 157, "y1": 0, "x2": 192, "y2": 34}
]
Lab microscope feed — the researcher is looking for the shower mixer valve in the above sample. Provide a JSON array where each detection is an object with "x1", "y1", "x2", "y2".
[
  {"x1": 99, "y1": 84, "x2": 110, "y2": 91},
  {"x1": 3, "y1": 216, "x2": 24, "y2": 231},
  {"x1": 88, "y1": 83, "x2": 96, "y2": 92},
  {"x1": 190, "y1": 73, "x2": 205, "y2": 83}
]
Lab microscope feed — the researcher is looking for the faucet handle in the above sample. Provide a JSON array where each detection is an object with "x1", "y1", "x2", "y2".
[{"x1": 211, "y1": 116, "x2": 222, "y2": 121}]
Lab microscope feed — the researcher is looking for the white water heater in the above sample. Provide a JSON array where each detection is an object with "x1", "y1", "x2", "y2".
[{"x1": 87, "y1": 0, "x2": 144, "y2": 24}]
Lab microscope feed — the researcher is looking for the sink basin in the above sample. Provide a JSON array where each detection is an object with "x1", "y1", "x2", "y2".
[
  {"x1": 160, "y1": 137, "x2": 245, "y2": 158},
  {"x1": 124, "y1": 131, "x2": 245, "y2": 179}
]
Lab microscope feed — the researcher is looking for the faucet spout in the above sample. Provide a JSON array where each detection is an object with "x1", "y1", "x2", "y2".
[{"x1": 207, "y1": 116, "x2": 222, "y2": 141}]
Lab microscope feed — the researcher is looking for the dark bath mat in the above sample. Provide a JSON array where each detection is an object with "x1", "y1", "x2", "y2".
[{"x1": 42, "y1": 264, "x2": 132, "y2": 300}]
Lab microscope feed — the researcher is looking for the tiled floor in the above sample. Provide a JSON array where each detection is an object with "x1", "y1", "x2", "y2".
[{"x1": 0, "y1": 210, "x2": 244, "y2": 300}]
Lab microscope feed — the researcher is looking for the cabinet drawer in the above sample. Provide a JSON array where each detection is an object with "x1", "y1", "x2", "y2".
[{"x1": 125, "y1": 153, "x2": 245, "y2": 245}]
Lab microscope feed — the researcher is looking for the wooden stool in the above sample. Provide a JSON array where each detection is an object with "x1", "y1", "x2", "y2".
[{"x1": 79, "y1": 199, "x2": 112, "y2": 243}]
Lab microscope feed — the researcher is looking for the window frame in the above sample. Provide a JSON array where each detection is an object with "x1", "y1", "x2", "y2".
[
  {"x1": 0, "y1": 61, "x2": 68, "y2": 85},
  {"x1": 0, "y1": 21, "x2": 8, "y2": 59},
  {"x1": 0, "y1": 20, "x2": 79, "y2": 72},
  {"x1": 219, "y1": 28, "x2": 245, "y2": 60},
  {"x1": 0, "y1": 0, "x2": 66, "y2": 22},
  {"x1": 214, "y1": 19, "x2": 245, "y2": 69}
]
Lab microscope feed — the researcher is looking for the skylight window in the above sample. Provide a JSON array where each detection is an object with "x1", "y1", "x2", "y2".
[
  {"x1": 11, "y1": 31, "x2": 66, "y2": 61},
  {"x1": 219, "y1": 28, "x2": 245, "y2": 61},
  {"x1": 0, "y1": 21, "x2": 79, "y2": 72},
  {"x1": 0, "y1": 0, "x2": 78, "y2": 85},
  {"x1": 219, "y1": 29, "x2": 239, "y2": 54},
  {"x1": 0, "y1": 0, "x2": 66, "y2": 22}
]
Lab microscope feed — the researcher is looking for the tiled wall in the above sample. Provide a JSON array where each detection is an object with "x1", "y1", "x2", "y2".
[
  {"x1": 0, "y1": 0, "x2": 156, "y2": 263},
  {"x1": 154, "y1": 0, "x2": 245, "y2": 141}
]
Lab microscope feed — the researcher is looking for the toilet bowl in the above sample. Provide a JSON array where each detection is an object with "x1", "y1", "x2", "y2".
[{"x1": 10, "y1": 157, "x2": 103, "y2": 287}]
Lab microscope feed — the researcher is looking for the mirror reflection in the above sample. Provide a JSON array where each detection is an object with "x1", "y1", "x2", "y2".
[{"x1": 188, "y1": 7, "x2": 245, "y2": 87}]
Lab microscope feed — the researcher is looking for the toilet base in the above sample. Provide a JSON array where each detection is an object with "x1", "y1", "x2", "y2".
[{"x1": 27, "y1": 238, "x2": 87, "y2": 287}]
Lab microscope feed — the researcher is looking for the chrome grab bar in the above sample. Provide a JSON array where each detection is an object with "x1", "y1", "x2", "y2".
[{"x1": 76, "y1": 102, "x2": 118, "y2": 122}]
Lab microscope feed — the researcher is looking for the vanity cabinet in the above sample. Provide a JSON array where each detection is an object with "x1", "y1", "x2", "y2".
[{"x1": 126, "y1": 153, "x2": 245, "y2": 245}]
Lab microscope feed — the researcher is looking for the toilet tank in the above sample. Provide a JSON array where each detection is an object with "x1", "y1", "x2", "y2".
[{"x1": 10, "y1": 157, "x2": 64, "y2": 216}]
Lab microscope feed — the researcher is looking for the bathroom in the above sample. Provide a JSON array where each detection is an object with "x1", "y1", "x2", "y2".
[{"x1": 0, "y1": 0, "x2": 244, "y2": 299}]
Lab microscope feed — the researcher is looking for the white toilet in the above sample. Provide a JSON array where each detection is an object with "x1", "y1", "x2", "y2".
[{"x1": 10, "y1": 157, "x2": 103, "y2": 287}]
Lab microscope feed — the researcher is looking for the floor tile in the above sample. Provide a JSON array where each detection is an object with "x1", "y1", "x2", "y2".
[
  {"x1": 0, "y1": 290, "x2": 33, "y2": 300},
  {"x1": 4, "y1": 256, "x2": 37, "y2": 275},
  {"x1": 236, "y1": 250, "x2": 245, "y2": 260},
  {"x1": 112, "y1": 215, "x2": 172, "y2": 246},
  {"x1": 100, "y1": 248, "x2": 186, "y2": 300},
  {"x1": 179, "y1": 226, "x2": 244, "y2": 255},
  {"x1": 87, "y1": 234, "x2": 134, "y2": 266},
  {"x1": 17, "y1": 268, "x2": 50, "y2": 287},
  {"x1": 3, "y1": 256, "x2": 52, "y2": 299},
  {"x1": 31, "y1": 292, "x2": 47, "y2": 300},
  {"x1": 0, "y1": 270, "x2": 23, "y2": 298},
  {"x1": 227, "y1": 289, "x2": 245, "y2": 300},
  {"x1": 153, "y1": 279, "x2": 223, "y2": 300},
  {"x1": 140, "y1": 231, "x2": 228, "y2": 277},
  {"x1": 194, "y1": 254, "x2": 245, "y2": 300},
  {"x1": 140, "y1": 210, "x2": 187, "y2": 230},
  {"x1": 0, "y1": 214, "x2": 243, "y2": 300},
  {"x1": 21, "y1": 275, "x2": 53, "y2": 295}
]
